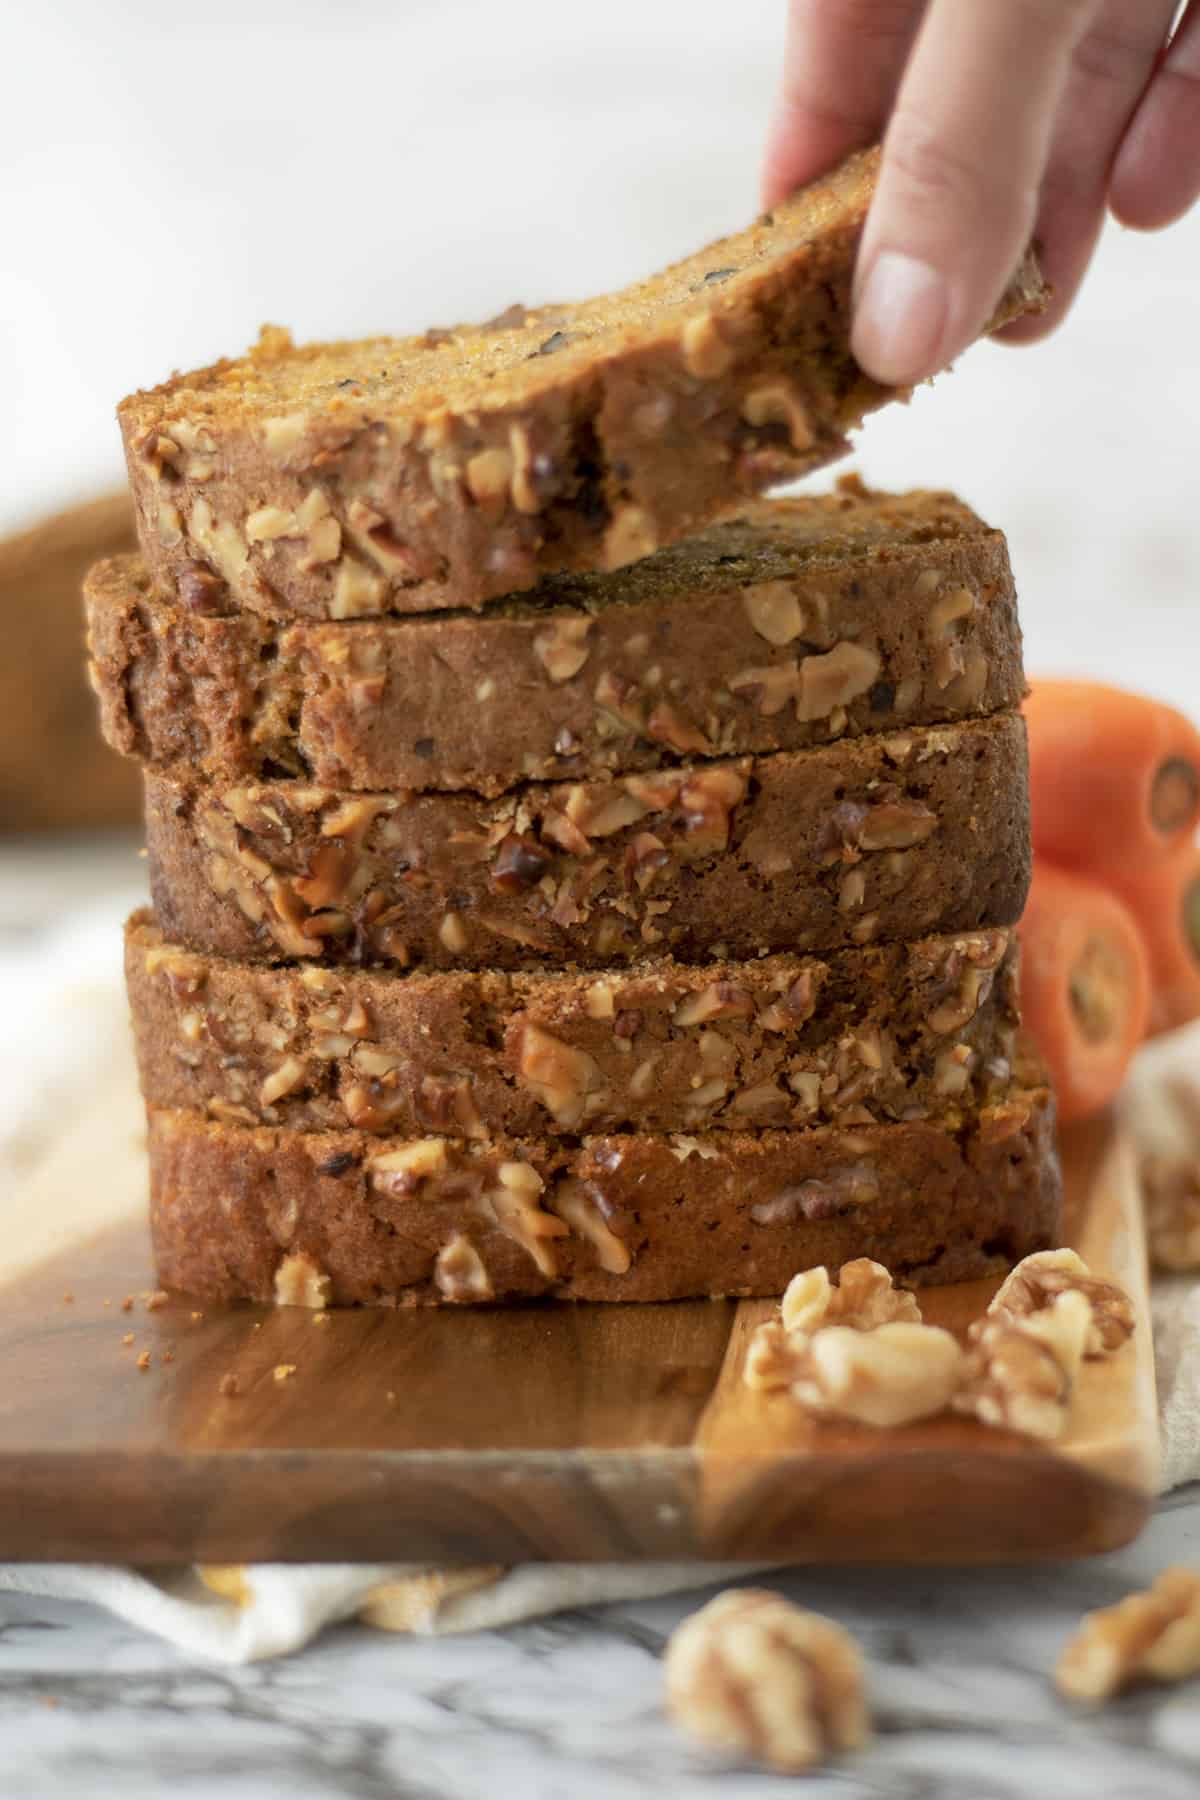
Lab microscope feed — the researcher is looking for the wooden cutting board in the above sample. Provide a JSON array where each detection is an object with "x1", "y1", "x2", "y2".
[{"x1": 0, "y1": 1065, "x2": 1158, "y2": 1565}]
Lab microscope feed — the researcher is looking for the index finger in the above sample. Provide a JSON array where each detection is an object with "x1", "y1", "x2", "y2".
[
  {"x1": 852, "y1": 0, "x2": 1100, "y2": 385},
  {"x1": 762, "y1": 0, "x2": 925, "y2": 208}
]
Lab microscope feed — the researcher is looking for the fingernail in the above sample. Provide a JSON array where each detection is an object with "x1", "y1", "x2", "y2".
[{"x1": 853, "y1": 251, "x2": 950, "y2": 386}]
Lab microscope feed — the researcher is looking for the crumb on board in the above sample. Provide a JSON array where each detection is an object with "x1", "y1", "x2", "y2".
[
  {"x1": 61, "y1": 1293, "x2": 74, "y2": 1304},
  {"x1": 121, "y1": 1333, "x2": 135, "y2": 1347},
  {"x1": 273, "y1": 1363, "x2": 297, "y2": 1383},
  {"x1": 219, "y1": 1373, "x2": 241, "y2": 1398},
  {"x1": 144, "y1": 1290, "x2": 169, "y2": 1312},
  {"x1": 190, "y1": 1311, "x2": 203, "y2": 1322},
  {"x1": 120, "y1": 1296, "x2": 134, "y2": 1313},
  {"x1": 162, "y1": 1348, "x2": 175, "y2": 1364},
  {"x1": 136, "y1": 1350, "x2": 151, "y2": 1371}
]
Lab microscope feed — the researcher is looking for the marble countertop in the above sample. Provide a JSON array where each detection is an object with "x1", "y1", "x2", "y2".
[{"x1": 0, "y1": 1492, "x2": 1194, "y2": 1798}]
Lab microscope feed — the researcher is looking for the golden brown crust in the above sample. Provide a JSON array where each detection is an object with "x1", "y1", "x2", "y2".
[
  {"x1": 126, "y1": 911, "x2": 1021, "y2": 1138},
  {"x1": 85, "y1": 485, "x2": 1023, "y2": 795},
  {"x1": 147, "y1": 1084, "x2": 1061, "y2": 1305},
  {"x1": 141, "y1": 716, "x2": 1032, "y2": 971},
  {"x1": 119, "y1": 150, "x2": 1046, "y2": 621}
]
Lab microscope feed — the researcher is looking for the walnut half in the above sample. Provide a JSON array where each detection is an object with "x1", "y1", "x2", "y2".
[
  {"x1": 786, "y1": 1321, "x2": 964, "y2": 1428},
  {"x1": 954, "y1": 1288, "x2": 1092, "y2": 1441},
  {"x1": 1056, "y1": 1568, "x2": 1200, "y2": 1703},
  {"x1": 745, "y1": 1259, "x2": 921, "y2": 1392},
  {"x1": 986, "y1": 1248, "x2": 1135, "y2": 1359},
  {"x1": 664, "y1": 1589, "x2": 870, "y2": 1774}
]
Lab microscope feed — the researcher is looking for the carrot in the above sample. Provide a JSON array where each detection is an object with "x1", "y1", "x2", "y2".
[
  {"x1": 1107, "y1": 845, "x2": 1200, "y2": 1037},
  {"x1": 1025, "y1": 680, "x2": 1200, "y2": 876},
  {"x1": 1019, "y1": 861, "x2": 1151, "y2": 1123}
]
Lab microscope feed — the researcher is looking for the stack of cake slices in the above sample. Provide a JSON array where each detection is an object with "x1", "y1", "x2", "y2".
[{"x1": 86, "y1": 148, "x2": 1061, "y2": 1308}]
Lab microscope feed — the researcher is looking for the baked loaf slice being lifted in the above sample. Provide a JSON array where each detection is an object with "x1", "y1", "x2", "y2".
[
  {"x1": 146, "y1": 1081, "x2": 1060, "y2": 1306},
  {"x1": 127, "y1": 913, "x2": 1020, "y2": 1139},
  {"x1": 87, "y1": 482, "x2": 1023, "y2": 795},
  {"x1": 119, "y1": 150, "x2": 1046, "y2": 622},
  {"x1": 142, "y1": 715, "x2": 1031, "y2": 972}
]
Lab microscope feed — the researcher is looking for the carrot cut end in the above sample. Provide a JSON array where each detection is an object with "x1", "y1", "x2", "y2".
[
  {"x1": 1151, "y1": 757, "x2": 1200, "y2": 837},
  {"x1": 1183, "y1": 877, "x2": 1200, "y2": 968}
]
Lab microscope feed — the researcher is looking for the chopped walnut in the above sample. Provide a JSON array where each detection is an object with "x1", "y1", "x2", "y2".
[
  {"x1": 1142, "y1": 1154, "x2": 1200, "y2": 1272},
  {"x1": 259, "y1": 1056, "x2": 308, "y2": 1109},
  {"x1": 491, "y1": 831, "x2": 553, "y2": 893},
  {"x1": 758, "y1": 968, "x2": 818, "y2": 1032},
  {"x1": 623, "y1": 831, "x2": 671, "y2": 892},
  {"x1": 742, "y1": 580, "x2": 806, "y2": 646},
  {"x1": 273, "y1": 1252, "x2": 331, "y2": 1310},
  {"x1": 515, "y1": 1023, "x2": 608, "y2": 1129},
  {"x1": 673, "y1": 981, "x2": 755, "y2": 1028},
  {"x1": 603, "y1": 505, "x2": 658, "y2": 569},
  {"x1": 465, "y1": 446, "x2": 514, "y2": 510},
  {"x1": 370, "y1": 1138, "x2": 449, "y2": 1194},
  {"x1": 928, "y1": 964, "x2": 994, "y2": 1034},
  {"x1": 794, "y1": 642, "x2": 882, "y2": 722},
  {"x1": 434, "y1": 1234, "x2": 494, "y2": 1303},
  {"x1": 551, "y1": 1178, "x2": 632, "y2": 1274},
  {"x1": 749, "y1": 1164, "x2": 879, "y2": 1227},
  {"x1": 438, "y1": 911, "x2": 469, "y2": 954},
  {"x1": 664, "y1": 1589, "x2": 869, "y2": 1774},
  {"x1": 558, "y1": 781, "x2": 647, "y2": 842},
  {"x1": 925, "y1": 586, "x2": 976, "y2": 640},
  {"x1": 533, "y1": 614, "x2": 592, "y2": 682},
  {"x1": 787, "y1": 1322, "x2": 964, "y2": 1427},
  {"x1": 1056, "y1": 1569, "x2": 1200, "y2": 1703},
  {"x1": 331, "y1": 557, "x2": 387, "y2": 619},
  {"x1": 855, "y1": 797, "x2": 938, "y2": 851},
  {"x1": 478, "y1": 1160, "x2": 568, "y2": 1278},
  {"x1": 679, "y1": 312, "x2": 735, "y2": 379},
  {"x1": 741, "y1": 382, "x2": 815, "y2": 451},
  {"x1": 954, "y1": 1288, "x2": 1092, "y2": 1440},
  {"x1": 583, "y1": 980, "x2": 615, "y2": 1020},
  {"x1": 986, "y1": 1249, "x2": 1135, "y2": 1360},
  {"x1": 729, "y1": 661, "x2": 802, "y2": 717},
  {"x1": 645, "y1": 699, "x2": 709, "y2": 754}
]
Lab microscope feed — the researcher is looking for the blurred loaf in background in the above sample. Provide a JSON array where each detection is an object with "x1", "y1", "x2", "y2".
[{"x1": 0, "y1": 495, "x2": 140, "y2": 832}]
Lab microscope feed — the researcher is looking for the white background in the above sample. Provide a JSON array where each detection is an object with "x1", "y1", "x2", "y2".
[{"x1": 2, "y1": 0, "x2": 1198, "y2": 704}]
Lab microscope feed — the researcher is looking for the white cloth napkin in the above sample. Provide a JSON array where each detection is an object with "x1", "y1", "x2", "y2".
[{"x1": 0, "y1": 885, "x2": 1197, "y2": 1663}]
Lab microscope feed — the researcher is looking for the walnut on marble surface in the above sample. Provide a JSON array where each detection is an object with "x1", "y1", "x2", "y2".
[
  {"x1": 987, "y1": 1248, "x2": 1135, "y2": 1359},
  {"x1": 664, "y1": 1589, "x2": 869, "y2": 1774},
  {"x1": 1142, "y1": 1154, "x2": 1200, "y2": 1272},
  {"x1": 954, "y1": 1288, "x2": 1091, "y2": 1441},
  {"x1": 1056, "y1": 1568, "x2": 1200, "y2": 1703}
]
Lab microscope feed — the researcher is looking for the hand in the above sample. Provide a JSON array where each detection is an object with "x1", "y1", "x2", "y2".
[{"x1": 763, "y1": 0, "x2": 1200, "y2": 385}]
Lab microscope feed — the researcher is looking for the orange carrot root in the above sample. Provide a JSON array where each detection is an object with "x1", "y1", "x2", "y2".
[
  {"x1": 1025, "y1": 680, "x2": 1200, "y2": 876},
  {"x1": 1019, "y1": 861, "x2": 1151, "y2": 1122},
  {"x1": 1108, "y1": 846, "x2": 1200, "y2": 1037}
]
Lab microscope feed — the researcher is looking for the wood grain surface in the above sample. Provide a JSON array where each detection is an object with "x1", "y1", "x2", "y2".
[{"x1": 0, "y1": 1082, "x2": 1158, "y2": 1565}]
